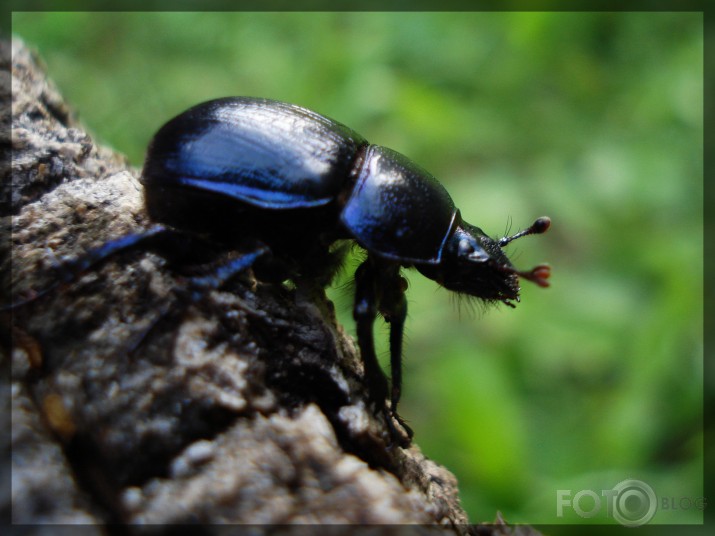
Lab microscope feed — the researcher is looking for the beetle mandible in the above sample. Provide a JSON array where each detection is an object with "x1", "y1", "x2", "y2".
[{"x1": 18, "y1": 97, "x2": 551, "y2": 445}]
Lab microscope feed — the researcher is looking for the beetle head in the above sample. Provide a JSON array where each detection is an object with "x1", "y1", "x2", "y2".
[{"x1": 417, "y1": 214, "x2": 551, "y2": 306}]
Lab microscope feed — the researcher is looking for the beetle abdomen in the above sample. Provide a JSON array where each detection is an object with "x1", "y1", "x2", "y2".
[
  {"x1": 341, "y1": 145, "x2": 457, "y2": 264},
  {"x1": 142, "y1": 97, "x2": 367, "y2": 209}
]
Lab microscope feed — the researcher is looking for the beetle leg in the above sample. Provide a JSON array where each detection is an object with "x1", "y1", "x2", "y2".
[
  {"x1": 183, "y1": 246, "x2": 270, "y2": 300},
  {"x1": 354, "y1": 258, "x2": 411, "y2": 446},
  {"x1": 380, "y1": 273, "x2": 413, "y2": 440},
  {"x1": 123, "y1": 245, "x2": 271, "y2": 356},
  {"x1": 5, "y1": 224, "x2": 178, "y2": 310},
  {"x1": 382, "y1": 274, "x2": 407, "y2": 411},
  {"x1": 353, "y1": 258, "x2": 389, "y2": 405}
]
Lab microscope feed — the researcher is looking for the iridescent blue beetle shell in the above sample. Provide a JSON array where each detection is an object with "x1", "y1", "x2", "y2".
[{"x1": 142, "y1": 97, "x2": 458, "y2": 264}]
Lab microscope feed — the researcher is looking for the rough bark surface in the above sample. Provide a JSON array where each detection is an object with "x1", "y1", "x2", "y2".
[{"x1": 3, "y1": 38, "x2": 538, "y2": 535}]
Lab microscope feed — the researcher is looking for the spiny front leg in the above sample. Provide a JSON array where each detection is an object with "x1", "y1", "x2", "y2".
[
  {"x1": 354, "y1": 258, "x2": 411, "y2": 447},
  {"x1": 380, "y1": 272, "x2": 413, "y2": 440},
  {"x1": 353, "y1": 259, "x2": 389, "y2": 408}
]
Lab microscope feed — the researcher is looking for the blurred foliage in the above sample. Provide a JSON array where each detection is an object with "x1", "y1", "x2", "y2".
[{"x1": 12, "y1": 12, "x2": 703, "y2": 528}]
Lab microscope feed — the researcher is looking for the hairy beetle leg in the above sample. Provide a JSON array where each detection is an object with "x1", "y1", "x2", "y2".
[
  {"x1": 5, "y1": 224, "x2": 175, "y2": 310},
  {"x1": 382, "y1": 407, "x2": 413, "y2": 448},
  {"x1": 382, "y1": 275, "x2": 408, "y2": 413},
  {"x1": 354, "y1": 257, "x2": 413, "y2": 446},
  {"x1": 353, "y1": 259, "x2": 389, "y2": 398},
  {"x1": 378, "y1": 268, "x2": 412, "y2": 445},
  {"x1": 182, "y1": 246, "x2": 270, "y2": 301},
  {"x1": 123, "y1": 245, "x2": 271, "y2": 357}
]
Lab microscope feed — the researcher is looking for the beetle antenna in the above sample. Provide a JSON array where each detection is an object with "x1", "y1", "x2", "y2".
[
  {"x1": 499, "y1": 216, "x2": 551, "y2": 247},
  {"x1": 503, "y1": 215, "x2": 513, "y2": 239},
  {"x1": 496, "y1": 262, "x2": 551, "y2": 288},
  {"x1": 494, "y1": 216, "x2": 551, "y2": 288}
]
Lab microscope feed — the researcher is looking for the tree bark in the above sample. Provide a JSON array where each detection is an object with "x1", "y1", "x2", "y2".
[{"x1": 2, "y1": 37, "x2": 538, "y2": 535}]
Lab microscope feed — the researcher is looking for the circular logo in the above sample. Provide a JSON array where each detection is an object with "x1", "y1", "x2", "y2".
[{"x1": 611, "y1": 479, "x2": 657, "y2": 527}]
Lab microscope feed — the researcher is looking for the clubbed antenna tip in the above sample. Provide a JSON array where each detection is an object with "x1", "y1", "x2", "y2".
[
  {"x1": 499, "y1": 216, "x2": 551, "y2": 247},
  {"x1": 498, "y1": 216, "x2": 552, "y2": 288}
]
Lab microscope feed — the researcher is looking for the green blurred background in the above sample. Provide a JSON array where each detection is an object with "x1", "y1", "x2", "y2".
[{"x1": 12, "y1": 12, "x2": 704, "y2": 528}]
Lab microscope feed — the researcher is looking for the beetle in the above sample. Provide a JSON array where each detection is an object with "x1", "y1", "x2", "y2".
[{"x1": 13, "y1": 97, "x2": 551, "y2": 445}]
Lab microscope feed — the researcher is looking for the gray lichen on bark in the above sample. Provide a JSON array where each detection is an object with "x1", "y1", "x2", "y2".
[{"x1": 3, "y1": 37, "x2": 539, "y2": 535}]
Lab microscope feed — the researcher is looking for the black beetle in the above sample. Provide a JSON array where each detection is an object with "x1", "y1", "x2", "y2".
[{"x1": 15, "y1": 97, "x2": 551, "y2": 445}]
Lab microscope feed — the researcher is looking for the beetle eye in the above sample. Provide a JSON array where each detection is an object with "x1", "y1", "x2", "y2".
[
  {"x1": 468, "y1": 248, "x2": 489, "y2": 262},
  {"x1": 458, "y1": 238, "x2": 473, "y2": 255},
  {"x1": 458, "y1": 238, "x2": 489, "y2": 263}
]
